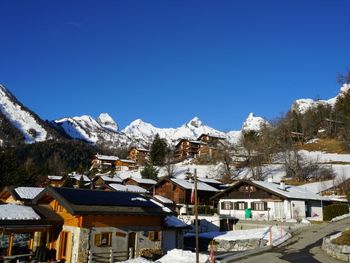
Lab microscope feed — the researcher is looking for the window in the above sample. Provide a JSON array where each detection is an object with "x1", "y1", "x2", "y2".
[
  {"x1": 148, "y1": 231, "x2": 160, "y2": 241},
  {"x1": 94, "y1": 232, "x2": 112, "y2": 247},
  {"x1": 235, "y1": 202, "x2": 247, "y2": 210},
  {"x1": 252, "y1": 202, "x2": 267, "y2": 211},
  {"x1": 220, "y1": 201, "x2": 233, "y2": 210}
]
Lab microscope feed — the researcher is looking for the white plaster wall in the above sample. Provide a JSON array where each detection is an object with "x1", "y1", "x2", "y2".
[
  {"x1": 62, "y1": 225, "x2": 82, "y2": 263},
  {"x1": 308, "y1": 200, "x2": 323, "y2": 220},
  {"x1": 291, "y1": 200, "x2": 306, "y2": 219}
]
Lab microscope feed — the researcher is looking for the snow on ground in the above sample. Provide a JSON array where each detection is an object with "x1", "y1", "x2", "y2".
[
  {"x1": 331, "y1": 213, "x2": 350, "y2": 222},
  {"x1": 157, "y1": 249, "x2": 209, "y2": 263},
  {"x1": 0, "y1": 204, "x2": 41, "y2": 220},
  {"x1": 186, "y1": 226, "x2": 291, "y2": 247},
  {"x1": 119, "y1": 258, "x2": 152, "y2": 263},
  {"x1": 299, "y1": 150, "x2": 350, "y2": 163}
]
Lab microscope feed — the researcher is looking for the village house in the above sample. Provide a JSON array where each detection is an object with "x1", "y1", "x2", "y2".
[
  {"x1": 0, "y1": 186, "x2": 44, "y2": 205},
  {"x1": 92, "y1": 174, "x2": 123, "y2": 190},
  {"x1": 115, "y1": 159, "x2": 137, "y2": 171},
  {"x1": 68, "y1": 173, "x2": 92, "y2": 188},
  {"x1": 107, "y1": 183, "x2": 149, "y2": 194},
  {"x1": 91, "y1": 154, "x2": 119, "y2": 169},
  {"x1": 46, "y1": 175, "x2": 65, "y2": 187},
  {"x1": 29, "y1": 187, "x2": 177, "y2": 263},
  {"x1": 211, "y1": 180, "x2": 333, "y2": 222},
  {"x1": 123, "y1": 177, "x2": 157, "y2": 190},
  {"x1": 174, "y1": 139, "x2": 206, "y2": 160},
  {"x1": 153, "y1": 178, "x2": 219, "y2": 215},
  {"x1": 128, "y1": 147, "x2": 150, "y2": 165},
  {"x1": 197, "y1": 134, "x2": 226, "y2": 161}
]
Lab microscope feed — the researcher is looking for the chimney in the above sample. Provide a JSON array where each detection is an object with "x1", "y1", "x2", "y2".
[{"x1": 279, "y1": 181, "x2": 286, "y2": 191}]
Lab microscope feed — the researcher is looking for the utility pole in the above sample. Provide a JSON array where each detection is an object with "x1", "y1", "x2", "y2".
[{"x1": 194, "y1": 168, "x2": 199, "y2": 263}]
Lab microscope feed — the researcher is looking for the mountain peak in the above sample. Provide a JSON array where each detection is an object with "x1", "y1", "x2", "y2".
[
  {"x1": 242, "y1": 112, "x2": 268, "y2": 131},
  {"x1": 186, "y1": 117, "x2": 202, "y2": 128},
  {"x1": 97, "y1": 113, "x2": 118, "y2": 132}
]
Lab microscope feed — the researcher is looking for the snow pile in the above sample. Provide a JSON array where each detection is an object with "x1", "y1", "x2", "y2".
[
  {"x1": 0, "y1": 204, "x2": 41, "y2": 220},
  {"x1": 97, "y1": 113, "x2": 118, "y2": 132},
  {"x1": 188, "y1": 226, "x2": 291, "y2": 247},
  {"x1": 242, "y1": 113, "x2": 269, "y2": 132},
  {"x1": 157, "y1": 249, "x2": 209, "y2": 263},
  {"x1": 0, "y1": 85, "x2": 48, "y2": 143},
  {"x1": 331, "y1": 213, "x2": 350, "y2": 222},
  {"x1": 120, "y1": 258, "x2": 152, "y2": 263},
  {"x1": 15, "y1": 187, "x2": 44, "y2": 200}
]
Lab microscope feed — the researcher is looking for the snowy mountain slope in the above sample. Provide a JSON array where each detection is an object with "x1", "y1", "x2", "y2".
[
  {"x1": 0, "y1": 84, "x2": 57, "y2": 144},
  {"x1": 242, "y1": 112, "x2": 269, "y2": 132},
  {"x1": 54, "y1": 114, "x2": 130, "y2": 146},
  {"x1": 292, "y1": 84, "x2": 350, "y2": 114}
]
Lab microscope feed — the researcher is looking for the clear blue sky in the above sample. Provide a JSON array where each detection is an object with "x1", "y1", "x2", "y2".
[{"x1": 0, "y1": 0, "x2": 349, "y2": 131}]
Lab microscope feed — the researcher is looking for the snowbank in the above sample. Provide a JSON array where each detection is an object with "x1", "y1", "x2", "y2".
[
  {"x1": 156, "y1": 249, "x2": 209, "y2": 263},
  {"x1": 331, "y1": 213, "x2": 350, "y2": 222}
]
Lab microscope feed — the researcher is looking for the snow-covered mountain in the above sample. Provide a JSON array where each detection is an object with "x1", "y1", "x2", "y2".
[
  {"x1": 292, "y1": 84, "x2": 350, "y2": 114},
  {"x1": 242, "y1": 113, "x2": 270, "y2": 132},
  {"x1": 0, "y1": 84, "x2": 58, "y2": 145},
  {"x1": 54, "y1": 113, "x2": 130, "y2": 147}
]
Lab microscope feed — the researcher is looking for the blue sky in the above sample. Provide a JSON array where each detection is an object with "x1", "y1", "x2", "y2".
[{"x1": 0, "y1": 0, "x2": 349, "y2": 131}]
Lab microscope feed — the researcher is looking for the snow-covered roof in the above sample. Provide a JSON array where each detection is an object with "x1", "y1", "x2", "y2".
[
  {"x1": 252, "y1": 180, "x2": 329, "y2": 201},
  {"x1": 95, "y1": 154, "x2": 119, "y2": 161},
  {"x1": 296, "y1": 180, "x2": 335, "y2": 194},
  {"x1": 14, "y1": 187, "x2": 44, "y2": 200},
  {"x1": 69, "y1": 174, "x2": 91, "y2": 182},
  {"x1": 0, "y1": 204, "x2": 41, "y2": 220},
  {"x1": 164, "y1": 216, "x2": 189, "y2": 228},
  {"x1": 170, "y1": 178, "x2": 219, "y2": 192},
  {"x1": 127, "y1": 177, "x2": 157, "y2": 185},
  {"x1": 119, "y1": 159, "x2": 136, "y2": 164},
  {"x1": 154, "y1": 195, "x2": 174, "y2": 204},
  {"x1": 48, "y1": 175, "x2": 63, "y2": 181},
  {"x1": 100, "y1": 175, "x2": 122, "y2": 183},
  {"x1": 109, "y1": 184, "x2": 148, "y2": 193},
  {"x1": 197, "y1": 177, "x2": 222, "y2": 184}
]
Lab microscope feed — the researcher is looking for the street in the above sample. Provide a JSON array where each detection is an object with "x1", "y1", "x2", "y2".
[{"x1": 229, "y1": 217, "x2": 350, "y2": 263}]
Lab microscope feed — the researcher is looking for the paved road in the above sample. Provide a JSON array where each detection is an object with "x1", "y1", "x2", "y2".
[{"x1": 231, "y1": 217, "x2": 350, "y2": 263}]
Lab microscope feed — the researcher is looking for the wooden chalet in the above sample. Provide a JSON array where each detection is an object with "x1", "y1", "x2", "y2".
[
  {"x1": 30, "y1": 187, "x2": 175, "y2": 263},
  {"x1": 91, "y1": 154, "x2": 119, "y2": 169},
  {"x1": 92, "y1": 174, "x2": 123, "y2": 190},
  {"x1": 197, "y1": 134, "x2": 225, "y2": 144},
  {"x1": 211, "y1": 180, "x2": 333, "y2": 222},
  {"x1": 197, "y1": 134, "x2": 226, "y2": 160},
  {"x1": 47, "y1": 175, "x2": 65, "y2": 187},
  {"x1": 153, "y1": 178, "x2": 219, "y2": 214},
  {"x1": 174, "y1": 139, "x2": 206, "y2": 160},
  {"x1": 123, "y1": 177, "x2": 157, "y2": 190},
  {"x1": 115, "y1": 159, "x2": 137, "y2": 171},
  {"x1": 128, "y1": 147, "x2": 150, "y2": 165},
  {"x1": 0, "y1": 186, "x2": 44, "y2": 205}
]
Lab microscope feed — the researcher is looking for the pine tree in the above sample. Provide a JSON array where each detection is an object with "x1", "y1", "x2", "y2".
[
  {"x1": 149, "y1": 134, "x2": 168, "y2": 166},
  {"x1": 140, "y1": 163, "x2": 159, "y2": 181}
]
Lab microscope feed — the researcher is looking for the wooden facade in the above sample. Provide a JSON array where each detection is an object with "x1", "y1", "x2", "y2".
[
  {"x1": 115, "y1": 159, "x2": 137, "y2": 171},
  {"x1": 128, "y1": 147, "x2": 149, "y2": 165},
  {"x1": 174, "y1": 139, "x2": 205, "y2": 160}
]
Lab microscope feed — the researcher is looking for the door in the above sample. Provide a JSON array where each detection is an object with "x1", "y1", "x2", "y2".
[
  {"x1": 58, "y1": 231, "x2": 71, "y2": 263},
  {"x1": 128, "y1": 232, "x2": 136, "y2": 259},
  {"x1": 162, "y1": 231, "x2": 176, "y2": 254},
  {"x1": 274, "y1": 202, "x2": 285, "y2": 219}
]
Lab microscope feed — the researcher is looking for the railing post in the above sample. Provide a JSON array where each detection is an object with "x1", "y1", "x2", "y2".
[
  {"x1": 88, "y1": 250, "x2": 93, "y2": 263},
  {"x1": 110, "y1": 249, "x2": 114, "y2": 263}
]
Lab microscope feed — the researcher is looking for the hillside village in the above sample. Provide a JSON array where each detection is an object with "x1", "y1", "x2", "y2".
[{"x1": 1, "y1": 83, "x2": 350, "y2": 262}]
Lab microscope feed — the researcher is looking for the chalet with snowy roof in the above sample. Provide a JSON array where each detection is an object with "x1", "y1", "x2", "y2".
[
  {"x1": 68, "y1": 173, "x2": 92, "y2": 188},
  {"x1": 154, "y1": 178, "x2": 219, "y2": 214},
  {"x1": 107, "y1": 183, "x2": 149, "y2": 194},
  {"x1": 197, "y1": 177, "x2": 223, "y2": 190},
  {"x1": 174, "y1": 139, "x2": 206, "y2": 160},
  {"x1": 92, "y1": 174, "x2": 123, "y2": 190},
  {"x1": 211, "y1": 180, "x2": 335, "y2": 222},
  {"x1": 0, "y1": 186, "x2": 44, "y2": 205},
  {"x1": 91, "y1": 154, "x2": 119, "y2": 169},
  {"x1": 47, "y1": 175, "x2": 64, "y2": 187},
  {"x1": 197, "y1": 134, "x2": 226, "y2": 144},
  {"x1": 31, "y1": 187, "x2": 175, "y2": 263},
  {"x1": 115, "y1": 158, "x2": 137, "y2": 171},
  {"x1": 0, "y1": 203, "x2": 63, "y2": 260},
  {"x1": 123, "y1": 177, "x2": 157, "y2": 190},
  {"x1": 128, "y1": 147, "x2": 150, "y2": 165}
]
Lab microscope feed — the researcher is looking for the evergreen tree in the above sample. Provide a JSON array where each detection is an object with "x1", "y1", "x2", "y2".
[
  {"x1": 78, "y1": 175, "x2": 86, "y2": 188},
  {"x1": 62, "y1": 176, "x2": 74, "y2": 188},
  {"x1": 140, "y1": 163, "x2": 159, "y2": 181},
  {"x1": 150, "y1": 134, "x2": 168, "y2": 166}
]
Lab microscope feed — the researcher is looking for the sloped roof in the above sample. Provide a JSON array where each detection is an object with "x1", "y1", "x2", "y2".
[
  {"x1": 14, "y1": 187, "x2": 44, "y2": 200},
  {"x1": 95, "y1": 154, "x2": 119, "y2": 161},
  {"x1": 34, "y1": 187, "x2": 172, "y2": 216},
  {"x1": 100, "y1": 175, "x2": 123, "y2": 183},
  {"x1": 170, "y1": 178, "x2": 219, "y2": 192},
  {"x1": 197, "y1": 178, "x2": 222, "y2": 185},
  {"x1": 108, "y1": 184, "x2": 148, "y2": 193},
  {"x1": 154, "y1": 195, "x2": 174, "y2": 204},
  {"x1": 126, "y1": 177, "x2": 157, "y2": 185}
]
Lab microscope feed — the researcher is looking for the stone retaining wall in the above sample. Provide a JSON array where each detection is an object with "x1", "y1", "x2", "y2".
[
  {"x1": 211, "y1": 238, "x2": 267, "y2": 252},
  {"x1": 322, "y1": 232, "x2": 350, "y2": 261}
]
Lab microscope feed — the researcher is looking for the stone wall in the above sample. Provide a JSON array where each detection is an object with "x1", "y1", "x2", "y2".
[
  {"x1": 212, "y1": 238, "x2": 267, "y2": 252},
  {"x1": 322, "y1": 232, "x2": 350, "y2": 261}
]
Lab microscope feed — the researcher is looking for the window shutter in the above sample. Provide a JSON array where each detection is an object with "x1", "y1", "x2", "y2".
[
  {"x1": 264, "y1": 202, "x2": 268, "y2": 211},
  {"x1": 251, "y1": 202, "x2": 255, "y2": 210},
  {"x1": 234, "y1": 202, "x2": 238, "y2": 210},
  {"x1": 149, "y1": 231, "x2": 155, "y2": 241},
  {"x1": 94, "y1": 233, "x2": 101, "y2": 246},
  {"x1": 244, "y1": 202, "x2": 248, "y2": 209},
  {"x1": 230, "y1": 202, "x2": 234, "y2": 210},
  {"x1": 221, "y1": 202, "x2": 225, "y2": 210}
]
